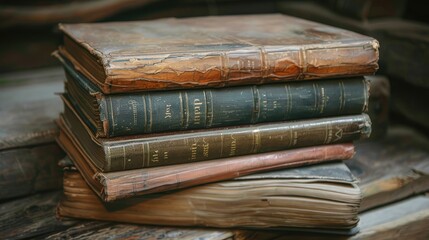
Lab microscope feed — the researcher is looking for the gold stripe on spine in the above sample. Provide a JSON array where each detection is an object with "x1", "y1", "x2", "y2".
[
  {"x1": 179, "y1": 92, "x2": 184, "y2": 129},
  {"x1": 202, "y1": 90, "x2": 208, "y2": 128},
  {"x1": 207, "y1": 90, "x2": 214, "y2": 127},
  {"x1": 184, "y1": 91, "x2": 189, "y2": 129},
  {"x1": 313, "y1": 82, "x2": 318, "y2": 114},
  {"x1": 339, "y1": 81, "x2": 345, "y2": 113},
  {"x1": 147, "y1": 93, "x2": 153, "y2": 132},
  {"x1": 362, "y1": 79, "x2": 369, "y2": 113},
  {"x1": 108, "y1": 97, "x2": 115, "y2": 136},
  {"x1": 146, "y1": 142, "x2": 151, "y2": 167},
  {"x1": 142, "y1": 95, "x2": 147, "y2": 133},
  {"x1": 251, "y1": 86, "x2": 260, "y2": 124}
]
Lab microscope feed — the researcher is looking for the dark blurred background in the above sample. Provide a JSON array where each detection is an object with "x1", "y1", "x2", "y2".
[{"x1": 1, "y1": 0, "x2": 429, "y2": 133}]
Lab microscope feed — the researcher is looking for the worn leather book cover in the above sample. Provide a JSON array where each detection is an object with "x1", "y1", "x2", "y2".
[
  {"x1": 57, "y1": 120, "x2": 355, "y2": 201},
  {"x1": 58, "y1": 162, "x2": 361, "y2": 233},
  {"x1": 58, "y1": 14, "x2": 379, "y2": 93},
  {"x1": 59, "y1": 94, "x2": 370, "y2": 172},
  {"x1": 57, "y1": 52, "x2": 370, "y2": 138}
]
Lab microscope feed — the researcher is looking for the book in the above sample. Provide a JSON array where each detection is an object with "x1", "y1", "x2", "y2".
[
  {"x1": 57, "y1": 161, "x2": 361, "y2": 233},
  {"x1": 59, "y1": 94, "x2": 371, "y2": 172},
  {"x1": 57, "y1": 122, "x2": 355, "y2": 201},
  {"x1": 347, "y1": 125, "x2": 429, "y2": 211},
  {"x1": 58, "y1": 14, "x2": 379, "y2": 93},
  {"x1": 5, "y1": 191, "x2": 429, "y2": 240},
  {"x1": 57, "y1": 52, "x2": 370, "y2": 138}
]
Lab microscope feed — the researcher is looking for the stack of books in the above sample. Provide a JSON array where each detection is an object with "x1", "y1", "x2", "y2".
[{"x1": 54, "y1": 14, "x2": 379, "y2": 235}]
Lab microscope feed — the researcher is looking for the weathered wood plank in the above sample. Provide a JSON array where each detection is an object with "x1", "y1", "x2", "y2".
[
  {"x1": 44, "y1": 222, "x2": 238, "y2": 240},
  {"x1": 348, "y1": 126, "x2": 429, "y2": 211},
  {"x1": 0, "y1": 191, "x2": 76, "y2": 239},
  {"x1": 0, "y1": 143, "x2": 64, "y2": 200},
  {"x1": 0, "y1": 68, "x2": 63, "y2": 150}
]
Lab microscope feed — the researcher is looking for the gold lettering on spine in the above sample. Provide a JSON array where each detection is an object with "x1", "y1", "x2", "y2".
[
  {"x1": 152, "y1": 150, "x2": 159, "y2": 163},
  {"x1": 320, "y1": 86, "x2": 326, "y2": 114},
  {"x1": 193, "y1": 99, "x2": 203, "y2": 125},
  {"x1": 229, "y1": 135, "x2": 237, "y2": 156},
  {"x1": 203, "y1": 138, "x2": 209, "y2": 157},
  {"x1": 333, "y1": 126, "x2": 343, "y2": 142},
  {"x1": 163, "y1": 151, "x2": 169, "y2": 160},
  {"x1": 147, "y1": 94, "x2": 153, "y2": 132},
  {"x1": 128, "y1": 99, "x2": 138, "y2": 126},
  {"x1": 165, "y1": 104, "x2": 172, "y2": 119},
  {"x1": 273, "y1": 100, "x2": 278, "y2": 109},
  {"x1": 190, "y1": 142, "x2": 198, "y2": 160},
  {"x1": 325, "y1": 124, "x2": 333, "y2": 144}
]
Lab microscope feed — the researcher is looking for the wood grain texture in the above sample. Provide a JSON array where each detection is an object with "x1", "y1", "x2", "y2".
[
  {"x1": 0, "y1": 143, "x2": 64, "y2": 200},
  {"x1": 347, "y1": 126, "x2": 429, "y2": 211},
  {"x1": 0, "y1": 68, "x2": 63, "y2": 150},
  {"x1": 0, "y1": 191, "x2": 76, "y2": 239},
  {"x1": 44, "y1": 221, "x2": 238, "y2": 240}
]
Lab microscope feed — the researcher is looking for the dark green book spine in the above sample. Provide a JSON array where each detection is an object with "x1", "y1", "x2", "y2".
[
  {"x1": 105, "y1": 114, "x2": 371, "y2": 171},
  {"x1": 100, "y1": 78, "x2": 369, "y2": 137}
]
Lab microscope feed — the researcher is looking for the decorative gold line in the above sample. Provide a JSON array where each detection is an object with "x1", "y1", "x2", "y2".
[
  {"x1": 208, "y1": 90, "x2": 214, "y2": 127},
  {"x1": 179, "y1": 92, "x2": 184, "y2": 128},
  {"x1": 147, "y1": 94, "x2": 153, "y2": 132},
  {"x1": 146, "y1": 142, "x2": 150, "y2": 167},
  {"x1": 339, "y1": 81, "x2": 345, "y2": 113},
  {"x1": 313, "y1": 82, "x2": 318, "y2": 113},
  {"x1": 362, "y1": 79, "x2": 368, "y2": 112},
  {"x1": 184, "y1": 91, "x2": 189, "y2": 128},
  {"x1": 142, "y1": 95, "x2": 147, "y2": 133},
  {"x1": 108, "y1": 97, "x2": 115, "y2": 135},
  {"x1": 202, "y1": 90, "x2": 208, "y2": 127}
]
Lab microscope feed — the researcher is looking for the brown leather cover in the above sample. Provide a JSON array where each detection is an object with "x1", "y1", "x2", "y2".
[
  {"x1": 59, "y1": 14, "x2": 379, "y2": 93},
  {"x1": 57, "y1": 117, "x2": 355, "y2": 202}
]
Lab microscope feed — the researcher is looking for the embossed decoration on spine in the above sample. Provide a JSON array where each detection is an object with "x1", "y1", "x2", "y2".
[
  {"x1": 104, "y1": 78, "x2": 368, "y2": 137},
  {"x1": 105, "y1": 114, "x2": 371, "y2": 170}
]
